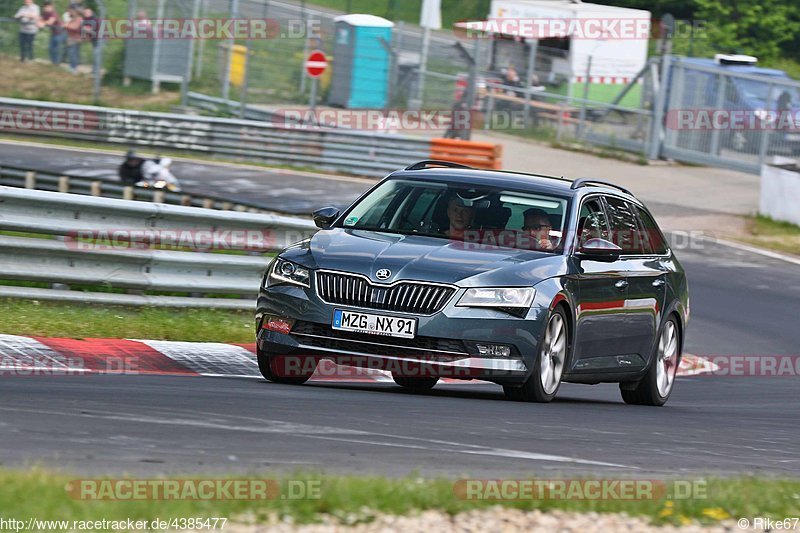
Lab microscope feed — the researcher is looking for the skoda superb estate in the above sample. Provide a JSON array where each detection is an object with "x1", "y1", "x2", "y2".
[{"x1": 256, "y1": 161, "x2": 689, "y2": 406}]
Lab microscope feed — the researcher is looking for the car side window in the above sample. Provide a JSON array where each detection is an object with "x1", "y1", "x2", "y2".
[
  {"x1": 632, "y1": 205, "x2": 668, "y2": 254},
  {"x1": 603, "y1": 197, "x2": 644, "y2": 254},
  {"x1": 577, "y1": 197, "x2": 609, "y2": 246}
]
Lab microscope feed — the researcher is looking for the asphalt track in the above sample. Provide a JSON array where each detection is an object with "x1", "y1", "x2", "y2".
[
  {"x1": 0, "y1": 142, "x2": 370, "y2": 215},
  {"x1": 1, "y1": 141, "x2": 799, "y2": 477}
]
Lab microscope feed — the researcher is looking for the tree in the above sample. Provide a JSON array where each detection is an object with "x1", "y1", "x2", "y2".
[{"x1": 693, "y1": 0, "x2": 800, "y2": 61}]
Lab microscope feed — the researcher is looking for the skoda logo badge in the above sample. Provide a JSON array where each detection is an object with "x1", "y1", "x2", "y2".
[{"x1": 375, "y1": 269, "x2": 392, "y2": 281}]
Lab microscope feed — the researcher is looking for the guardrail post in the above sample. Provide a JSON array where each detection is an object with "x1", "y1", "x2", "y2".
[
  {"x1": 25, "y1": 171, "x2": 36, "y2": 189},
  {"x1": 153, "y1": 190, "x2": 165, "y2": 204},
  {"x1": 58, "y1": 176, "x2": 70, "y2": 193},
  {"x1": 123, "y1": 186, "x2": 134, "y2": 200},
  {"x1": 90, "y1": 181, "x2": 102, "y2": 196}
]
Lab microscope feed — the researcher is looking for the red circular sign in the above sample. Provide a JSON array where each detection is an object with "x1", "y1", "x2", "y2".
[{"x1": 305, "y1": 50, "x2": 328, "y2": 78}]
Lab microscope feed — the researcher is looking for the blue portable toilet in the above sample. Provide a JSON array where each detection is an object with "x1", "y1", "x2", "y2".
[{"x1": 329, "y1": 14, "x2": 394, "y2": 109}]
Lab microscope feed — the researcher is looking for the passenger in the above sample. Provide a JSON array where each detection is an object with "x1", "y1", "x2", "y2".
[{"x1": 522, "y1": 208, "x2": 554, "y2": 251}]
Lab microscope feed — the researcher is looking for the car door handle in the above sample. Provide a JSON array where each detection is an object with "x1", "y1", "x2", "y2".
[
  {"x1": 615, "y1": 280, "x2": 628, "y2": 290},
  {"x1": 652, "y1": 279, "x2": 665, "y2": 287}
]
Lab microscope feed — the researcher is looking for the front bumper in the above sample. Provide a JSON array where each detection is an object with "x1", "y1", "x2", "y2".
[{"x1": 256, "y1": 282, "x2": 549, "y2": 383}]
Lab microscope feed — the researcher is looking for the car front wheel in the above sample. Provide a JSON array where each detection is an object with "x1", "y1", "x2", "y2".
[
  {"x1": 257, "y1": 350, "x2": 315, "y2": 385},
  {"x1": 503, "y1": 306, "x2": 568, "y2": 403},
  {"x1": 392, "y1": 374, "x2": 438, "y2": 392}
]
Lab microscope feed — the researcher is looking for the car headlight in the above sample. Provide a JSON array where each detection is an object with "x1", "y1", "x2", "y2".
[
  {"x1": 457, "y1": 287, "x2": 535, "y2": 309},
  {"x1": 265, "y1": 258, "x2": 310, "y2": 288}
]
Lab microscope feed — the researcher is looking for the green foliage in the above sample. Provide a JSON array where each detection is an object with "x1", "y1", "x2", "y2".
[{"x1": 693, "y1": 0, "x2": 800, "y2": 62}]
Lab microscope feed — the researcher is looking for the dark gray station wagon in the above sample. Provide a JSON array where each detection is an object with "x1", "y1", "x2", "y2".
[{"x1": 256, "y1": 161, "x2": 689, "y2": 406}]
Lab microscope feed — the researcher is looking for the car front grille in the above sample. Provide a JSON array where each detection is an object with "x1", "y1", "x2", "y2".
[
  {"x1": 291, "y1": 321, "x2": 468, "y2": 359},
  {"x1": 315, "y1": 271, "x2": 456, "y2": 315}
]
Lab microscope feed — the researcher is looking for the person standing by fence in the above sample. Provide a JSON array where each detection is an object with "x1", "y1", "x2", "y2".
[
  {"x1": 80, "y1": 7, "x2": 98, "y2": 74},
  {"x1": 63, "y1": 3, "x2": 82, "y2": 72},
  {"x1": 13, "y1": 0, "x2": 40, "y2": 62},
  {"x1": 39, "y1": 1, "x2": 65, "y2": 65}
]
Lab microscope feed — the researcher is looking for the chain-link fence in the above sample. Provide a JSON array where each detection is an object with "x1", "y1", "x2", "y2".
[
  {"x1": 661, "y1": 56, "x2": 800, "y2": 173},
  {"x1": 3, "y1": 0, "x2": 800, "y2": 175}
]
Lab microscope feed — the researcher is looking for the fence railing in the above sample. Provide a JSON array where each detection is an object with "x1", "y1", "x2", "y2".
[
  {"x1": 0, "y1": 96, "x2": 431, "y2": 177},
  {"x1": 0, "y1": 185, "x2": 317, "y2": 309}
]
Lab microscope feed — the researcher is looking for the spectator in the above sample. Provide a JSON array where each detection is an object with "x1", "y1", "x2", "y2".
[
  {"x1": 14, "y1": 0, "x2": 40, "y2": 62},
  {"x1": 81, "y1": 7, "x2": 98, "y2": 74},
  {"x1": 64, "y1": 4, "x2": 83, "y2": 72},
  {"x1": 39, "y1": 1, "x2": 65, "y2": 65}
]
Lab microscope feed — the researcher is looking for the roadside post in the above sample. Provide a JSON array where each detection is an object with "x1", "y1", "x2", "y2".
[{"x1": 305, "y1": 50, "x2": 328, "y2": 118}]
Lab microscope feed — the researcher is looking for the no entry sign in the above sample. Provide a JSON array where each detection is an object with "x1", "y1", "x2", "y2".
[{"x1": 305, "y1": 50, "x2": 328, "y2": 78}]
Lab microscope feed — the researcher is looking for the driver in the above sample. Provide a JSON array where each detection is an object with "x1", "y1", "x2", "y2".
[{"x1": 445, "y1": 196, "x2": 475, "y2": 240}]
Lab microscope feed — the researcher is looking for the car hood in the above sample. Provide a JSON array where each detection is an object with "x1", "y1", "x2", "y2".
[{"x1": 281, "y1": 228, "x2": 569, "y2": 287}]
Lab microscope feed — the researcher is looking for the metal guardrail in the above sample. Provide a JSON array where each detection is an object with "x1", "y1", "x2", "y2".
[
  {"x1": 0, "y1": 97, "x2": 430, "y2": 177},
  {"x1": 0, "y1": 186, "x2": 317, "y2": 309},
  {"x1": 0, "y1": 164, "x2": 273, "y2": 213}
]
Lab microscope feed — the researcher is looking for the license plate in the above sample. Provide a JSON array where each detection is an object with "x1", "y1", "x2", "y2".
[
  {"x1": 332, "y1": 309, "x2": 417, "y2": 339},
  {"x1": 785, "y1": 134, "x2": 800, "y2": 142}
]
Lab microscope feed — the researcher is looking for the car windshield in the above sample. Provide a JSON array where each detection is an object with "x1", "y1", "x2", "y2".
[
  {"x1": 339, "y1": 178, "x2": 569, "y2": 253},
  {"x1": 735, "y1": 78, "x2": 800, "y2": 108}
]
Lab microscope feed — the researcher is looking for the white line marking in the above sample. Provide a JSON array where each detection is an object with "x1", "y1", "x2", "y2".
[
  {"x1": 90, "y1": 410, "x2": 630, "y2": 468},
  {"x1": 700, "y1": 235, "x2": 800, "y2": 267}
]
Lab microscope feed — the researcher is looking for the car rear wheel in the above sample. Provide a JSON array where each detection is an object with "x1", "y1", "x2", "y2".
[
  {"x1": 620, "y1": 316, "x2": 680, "y2": 406},
  {"x1": 503, "y1": 306, "x2": 568, "y2": 403},
  {"x1": 257, "y1": 350, "x2": 315, "y2": 385},
  {"x1": 392, "y1": 374, "x2": 438, "y2": 392}
]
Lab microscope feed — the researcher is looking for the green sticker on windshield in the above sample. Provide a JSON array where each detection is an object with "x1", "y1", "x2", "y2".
[{"x1": 344, "y1": 216, "x2": 359, "y2": 226}]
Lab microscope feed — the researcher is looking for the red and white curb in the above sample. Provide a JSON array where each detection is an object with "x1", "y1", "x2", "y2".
[{"x1": 0, "y1": 334, "x2": 717, "y2": 381}]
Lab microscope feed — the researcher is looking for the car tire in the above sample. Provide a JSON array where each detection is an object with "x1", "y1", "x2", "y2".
[
  {"x1": 620, "y1": 316, "x2": 680, "y2": 406},
  {"x1": 503, "y1": 306, "x2": 569, "y2": 403},
  {"x1": 257, "y1": 350, "x2": 315, "y2": 385},
  {"x1": 392, "y1": 374, "x2": 438, "y2": 392}
]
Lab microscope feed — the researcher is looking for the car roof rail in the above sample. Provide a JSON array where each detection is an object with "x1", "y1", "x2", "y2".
[
  {"x1": 570, "y1": 178, "x2": 633, "y2": 196},
  {"x1": 404, "y1": 160, "x2": 474, "y2": 171},
  {"x1": 489, "y1": 168, "x2": 570, "y2": 183}
]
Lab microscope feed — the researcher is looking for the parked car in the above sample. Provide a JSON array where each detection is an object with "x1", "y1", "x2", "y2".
[
  {"x1": 672, "y1": 56, "x2": 800, "y2": 156},
  {"x1": 256, "y1": 161, "x2": 689, "y2": 406}
]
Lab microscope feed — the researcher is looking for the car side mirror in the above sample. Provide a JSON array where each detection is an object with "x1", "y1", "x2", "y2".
[
  {"x1": 312, "y1": 206, "x2": 340, "y2": 229},
  {"x1": 576, "y1": 238, "x2": 622, "y2": 263}
]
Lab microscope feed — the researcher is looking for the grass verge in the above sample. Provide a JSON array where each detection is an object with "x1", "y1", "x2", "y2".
[
  {"x1": 738, "y1": 215, "x2": 800, "y2": 257},
  {"x1": 0, "y1": 299, "x2": 254, "y2": 343},
  {"x1": 0, "y1": 469, "x2": 798, "y2": 528}
]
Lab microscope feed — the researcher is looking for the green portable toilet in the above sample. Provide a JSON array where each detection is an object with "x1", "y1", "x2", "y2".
[{"x1": 329, "y1": 14, "x2": 394, "y2": 109}]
